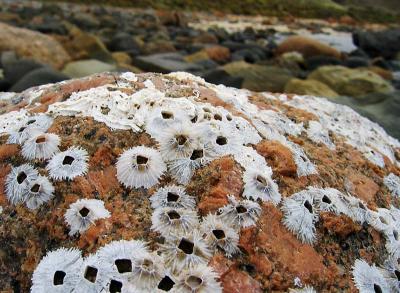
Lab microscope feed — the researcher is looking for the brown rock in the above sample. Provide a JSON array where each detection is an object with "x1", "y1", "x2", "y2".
[
  {"x1": 0, "y1": 144, "x2": 19, "y2": 162},
  {"x1": 276, "y1": 36, "x2": 341, "y2": 59},
  {"x1": 347, "y1": 173, "x2": 379, "y2": 203},
  {"x1": 320, "y1": 212, "x2": 362, "y2": 238},
  {"x1": 221, "y1": 268, "x2": 263, "y2": 293},
  {"x1": 256, "y1": 140, "x2": 297, "y2": 177},
  {"x1": 0, "y1": 22, "x2": 70, "y2": 69},
  {"x1": 204, "y1": 46, "x2": 231, "y2": 63}
]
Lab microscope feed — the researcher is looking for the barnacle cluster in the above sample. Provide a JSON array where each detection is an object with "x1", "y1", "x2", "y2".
[{"x1": 2, "y1": 71, "x2": 400, "y2": 292}]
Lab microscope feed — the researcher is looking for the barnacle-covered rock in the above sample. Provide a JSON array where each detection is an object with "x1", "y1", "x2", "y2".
[{"x1": 0, "y1": 71, "x2": 399, "y2": 292}]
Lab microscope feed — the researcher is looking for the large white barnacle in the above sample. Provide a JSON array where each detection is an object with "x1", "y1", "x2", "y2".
[
  {"x1": 340, "y1": 194, "x2": 370, "y2": 224},
  {"x1": 5, "y1": 164, "x2": 39, "y2": 204},
  {"x1": 173, "y1": 264, "x2": 222, "y2": 293},
  {"x1": 151, "y1": 207, "x2": 199, "y2": 237},
  {"x1": 64, "y1": 199, "x2": 110, "y2": 236},
  {"x1": 384, "y1": 173, "x2": 400, "y2": 198},
  {"x1": 352, "y1": 259, "x2": 389, "y2": 293},
  {"x1": 158, "y1": 123, "x2": 199, "y2": 161},
  {"x1": 25, "y1": 175, "x2": 55, "y2": 210},
  {"x1": 381, "y1": 257, "x2": 400, "y2": 292},
  {"x1": 150, "y1": 185, "x2": 196, "y2": 210},
  {"x1": 160, "y1": 231, "x2": 212, "y2": 273},
  {"x1": 242, "y1": 167, "x2": 281, "y2": 205},
  {"x1": 7, "y1": 114, "x2": 53, "y2": 145},
  {"x1": 168, "y1": 142, "x2": 215, "y2": 185},
  {"x1": 218, "y1": 195, "x2": 262, "y2": 228},
  {"x1": 203, "y1": 122, "x2": 241, "y2": 157},
  {"x1": 309, "y1": 187, "x2": 349, "y2": 215},
  {"x1": 157, "y1": 273, "x2": 177, "y2": 292},
  {"x1": 21, "y1": 130, "x2": 60, "y2": 160},
  {"x1": 289, "y1": 286, "x2": 317, "y2": 293},
  {"x1": 31, "y1": 248, "x2": 83, "y2": 293},
  {"x1": 281, "y1": 190, "x2": 319, "y2": 244},
  {"x1": 200, "y1": 214, "x2": 239, "y2": 257},
  {"x1": 368, "y1": 208, "x2": 394, "y2": 233},
  {"x1": 46, "y1": 146, "x2": 89, "y2": 181},
  {"x1": 97, "y1": 240, "x2": 149, "y2": 280},
  {"x1": 116, "y1": 146, "x2": 166, "y2": 189},
  {"x1": 131, "y1": 252, "x2": 165, "y2": 290},
  {"x1": 74, "y1": 253, "x2": 114, "y2": 293}
]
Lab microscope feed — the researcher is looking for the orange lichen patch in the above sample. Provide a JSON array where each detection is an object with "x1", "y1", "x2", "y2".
[
  {"x1": 87, "y1": 167, "x2": 120, "y2": 197},
  {"x1": 0, "y1": 144, "x2": 20, "y2": 162},
  {"x1": 221, "y1": 267, "x2": 263, "y2": 293},
  {"x1": 249, "y1": 253, "x2": 273, "y2": 278},
  {"x1": 347, "y1": 173, "x2": 379, "y2": 204},
  {"x1": 320, "y1": 212, "x2": 362, "y2": 238},
  {"x1": 90, "y1": 145, "x2": 114, "y2": 169},
  {"x1": 240, "y1": 203, "x2": 336, "y2": 290},
  {"x1": 190, "y1": 157, "x2": 243, "y2": 215},
  {"x1": 71, "y1": 176, "x2": 94, "y2": 198},
  {"x1": 282, "y1": 104, "x2": 319, "y2": 123},
  {"x1": 208, "y1": 253, "x2": 232, "y2": 276},
  {"x1": 256, "y1": 140, "x2": 297, "y2": 177},
  {"x1": 21, "y1": 240, "x2": 41, "y2": 273},
  {"x1": 0, "y1": 164, "x2": 11, "y2": 206},
  {"x1": 77, "y1": 219, "x2": 111, "y2": 250}
]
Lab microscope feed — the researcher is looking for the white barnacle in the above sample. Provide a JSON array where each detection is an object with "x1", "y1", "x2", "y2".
[
  {"x1": 116, "y1": 146, "x2": 166, "y2": 189},
  {"x1": 310, "y1": 187, "x2": 349, "y2": 215},
  {"x1": 289, "y1": 286, "x2": 317, "y2": 293},
  {"x1": 97, "y1": 240, "x2": 149, "y2": 280},
  {"x1": 151, "y1": 207, "x2": 199, "y2": 237},
  {"x1": 7, "y1": 114, "x2": 53, "y2": 145},
  {"x1": 157, "y1": 273, "x2": 177, "y2": 292},
  {"x1": 5, "y1": 164, "x2": 39, "y2": 204},
  {"x1": 368, "y1": 208, "x2": 394, "y2": 233},
  {"x1": 74, "y1": 253, "x2": 114, "y2": 293},
  {"x1": 131, "y1": 252, "x2": 165, "y2": 290},
  {"x1": 25, "y1": 175, "x2": 55, "y2": 210},
  {"x1": 21, "y1": 130, "x2": 60, "y2": 160},
  {"x1": 218, "y1": 195, "x2": 262, "y2": 228},
  {"x1": 64, "y1": 199, "x2": 110, "y2": 236},
  {"x1": 339, "y1": 193, "x2": 370, "y2": 224},
  {"x1": 306, "y1": 120, "x2": 335, "y2": 150},
  {"x1": 158, "y1": 123, "x2": 199, "y2": 161},
  {"x1": 233, "y1": 146, "x2": 266, "y2": 170},
  {"x1": 168, "y1": 142, "x2": 215, "y2": 185},
  {"x1": 384, "y1": 173, "x2": 400, "y2": 198},
  {"x1": 173, "y1": 264, "x2": 222, "y2": 293},
  {"x1": 203, "y1": 122, "x2": 241, "y2": 157},
  {"x1": 46, "y1": 146, "x2": 89, "y2": 181},
  {"x1": 200, "y1": 214, "x2": 239, "y2": 257},
  {"x1": 150, "y1": 185, "x2": 196, "y2": 210},
  {"x1": 242, "y1": 167, "x2": 281, "y2": 205},
  {"x1": 159, "y1": 231, "x2": 212, "y2": 273},
  {"x1": 352, "y1": 259, "x2": 389, "y2": 293},
  {"x1": 31, "y1": 248, "x2": 83, "y2": 293},
  {"x1": 381, "y1": 257, "x2": 400, "y2": 292},
  {"x1": 281, "y1": 190, "x2": 319, "y2": 244},
  {"x1": 385, "y1": 227, "x2": 400, "y2": 261}
]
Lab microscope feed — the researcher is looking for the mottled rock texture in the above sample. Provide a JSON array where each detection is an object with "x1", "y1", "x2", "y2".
[{"x1": 0, "y1": 72, "x2": 399, "y2": 292}]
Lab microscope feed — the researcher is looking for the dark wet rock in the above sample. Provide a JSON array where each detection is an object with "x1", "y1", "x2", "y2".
[
  {"x1": 203, "y1": 68, "x2": 244, "y2": 88},
  {"x1": 107, "y1": 33, "x2": 141, "y2": 54},
  {"x1": 10, "y1": 68, "x2": 68, "y2": 92},
  {"x1": 231, "y1": 48, "x2": 265, "y2": 64},
  {"x1": 344, "y1": 56, "x2": 370, "y2": 68},
  {"x1": 133, "y1": 52, "x2": 203, "y2": 73},
  {"x1": 3, "y1": 59, "x2": 45, "y2": 85},
  {"x1": 194, "y1": 58, "x2": 219, "y2": 70},
  {"x1": 353, "y1": 29, "x2": 400, "y2": 59},
  {"x1": 305, "y1": 55, "x2": 343, "y2": 71},
  {"x1": 69, "y1": 12, "x2": 101, "y2": 30},
  {"x1": 0, "y1": 79, "x2": 11, "y2": 91},
  {"x1": 371, "y1": 57, "x2": 391, "y2": 70}
]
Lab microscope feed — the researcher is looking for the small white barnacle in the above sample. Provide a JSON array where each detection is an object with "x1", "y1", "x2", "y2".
[
  {"x1": 158, "y1": 123, "x2": 199, "y2": 161},
  {"x1": 381, "y1": 257, "x2": 400, "y2": 292},
  {"x1": 281, "y1": 190, "x2": 319, "y2": 244},
  {"x1": 159, "y1": 231, "x2": 212, "y2": 273},
  {"x1": 116, "y1": 146, "x2": 166, "y2": 189},
  {"x1": 7, "y1": 114, "x2": 53, "y2": 145},
  {"x1": 306, "y1": 120, "x2": 335, "y2": 150},
  {"x1": 97, "y1": 240, "x2": 149, "y2": 280},
  {"x1": 151, "y1": 207, "x2": 199, "y2": 237},
  {"x1": 64, "y1": 199, "x2": 110, "y2": 236},
  {"x1": 5, "y1": 164, "x2": 39, "y2": 204},
  {"x1": 384, "y1": 173, "x2": 400, "y2": 198},
  {"x1": 25, "y1": 175, "x2": 55, "y2": 210},
  {"x1": 31, "y1": 248, "x2": 83, "y2": 293},
  {"x1": 242, "y1": 167, "x2": 281, "y2": 205},
  {"x1": 385, "y1": 227, "x2": 400, "y2": 261},
  {"x1": 340, "y1": 194, "x2": 370, "y2": 224},
  {"x1": 46, "y1": 146, "x2": 89, "y2": 181},
  {"x1": 203, "y1": 122, "x2": 241, "y2": 157},
  {"x1": 173, "y1": 264, "x2": 222, "y2": 293},
  {"x1": 74, "y1": 253, "x2": 114, "y2": 293},
  {"x1": 368, "y1": 208, "x2": 394, "y2": 233},
  {"x1": 310, "y1": 187, "x2": 349, "y2": 215},
  {"x1": 218, "y1": 195, "x2": 262, "y2": 228},
  {"x1": 131, "y1": 252, "x2": 165, "y2": 290},
  {"x1": 200, "y1": 214, "x2": 239, "y2": 257},
  {"x1": 145, "y1": 106, "x2": 189, "y2": 139},
  {"x1": 352, "y1": 259, "x2": 389, "y2": 293},
  {"x1": 289, "y1": 286, "x2": 317, "y2": 293},
  {"x1": 21, "y1": 130, "x2": 60, "y2": 160},
  {"x1": 150, "y1": 185, "x2": 196, "y2": 210},
  {"x1": 168, "y1": 142, "x2": 215, "y2": 185},
  {"x1": 157, "y1": 273, "x2": 177, "y2": 292}
]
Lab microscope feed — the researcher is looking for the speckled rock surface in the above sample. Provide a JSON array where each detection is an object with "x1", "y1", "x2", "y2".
[{"x1": 0, "y1": 72, "x2": 399, "y2": 292}]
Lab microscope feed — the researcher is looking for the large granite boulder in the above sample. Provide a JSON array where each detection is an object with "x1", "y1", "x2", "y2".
[{"x1": 0, "y1": 72, "x2": 399, "y2": 293}]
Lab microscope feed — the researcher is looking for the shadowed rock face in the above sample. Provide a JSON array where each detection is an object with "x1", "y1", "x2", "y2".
[{"x1": 0, "y1": 72, "x2": 399, "y2": 292}]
